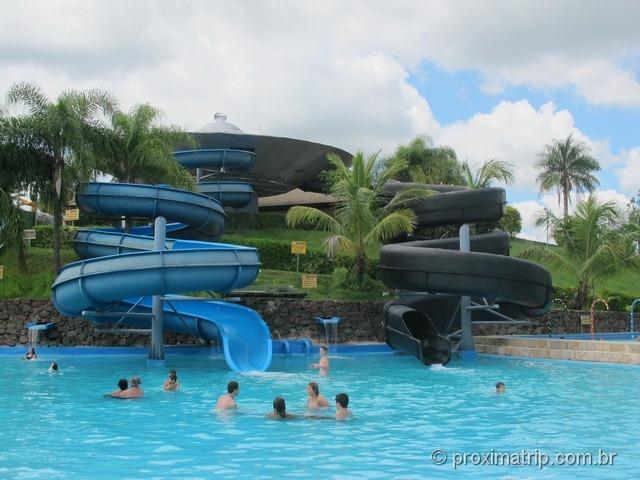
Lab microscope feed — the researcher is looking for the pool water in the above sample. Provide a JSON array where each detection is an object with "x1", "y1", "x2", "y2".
[{"x1": 1, "y1": 353, "x2": 638, "y2": 479}]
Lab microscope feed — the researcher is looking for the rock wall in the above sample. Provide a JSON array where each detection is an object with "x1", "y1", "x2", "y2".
[{"x1": 0, "y1": 298, "x2": 633, "y2": 347}]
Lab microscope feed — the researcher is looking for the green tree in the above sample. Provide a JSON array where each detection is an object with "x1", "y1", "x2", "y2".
[
  {"x1": 0, "y1": 115, "x2": 51, "y2": 271},
  {"x1": 461, "y1": 159, "x2": 515, "y2": 189},
  {"x1": 521, "y1": 196, "x2": 639, "y2": 309},
  {"x1": 286, "y1": 151, "x2": 433, "y2": 284},
  {"x1": 90, "y1": 104, "x2": 195, "y2": 188},
  {"x1": 535, "y1": 134, "x2": 600, "y2": 217},
  {"x1": 5, "y1": 82, "x2": 115, "y2": 271},
  {"x1": 390, "y1": 135, "x2": 463, "y2": 185},
  {"x1": 499, "y1": 205, "x2": 522, "y2": 238}
]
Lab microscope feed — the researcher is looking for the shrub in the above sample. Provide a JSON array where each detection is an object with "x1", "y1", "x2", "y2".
[
  {"x1": 601, "y1": 289, "x2": 637, "y2": 312},
  {"x1": 33, "y1": 225, "x2": 77, "y2": 250}
]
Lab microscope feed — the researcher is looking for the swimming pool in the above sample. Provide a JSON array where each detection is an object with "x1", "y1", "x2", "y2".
[
  {"x1": 522, "y1": 332, "x2": 639, "y2": 341},
  {"x1": 1, "y1": 353, "x2": 638, "y2": 479}
]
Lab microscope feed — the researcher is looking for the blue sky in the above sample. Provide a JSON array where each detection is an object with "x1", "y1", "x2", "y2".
[{"x1": 1, "y1": 1, "x2": 639, "y2": 240}]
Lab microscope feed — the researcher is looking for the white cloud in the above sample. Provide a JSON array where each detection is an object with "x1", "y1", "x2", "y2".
[
  {"x1": 615, "y1": 147, "x2": 640, "y2": 194},
  {"x1": 512, "y1": 190, "x2": 631, "y2": 242}
]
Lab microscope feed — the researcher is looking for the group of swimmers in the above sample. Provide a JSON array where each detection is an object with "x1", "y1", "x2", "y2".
[{"x1": 215, "y1": 380, "x2": 352, "y2": 421}]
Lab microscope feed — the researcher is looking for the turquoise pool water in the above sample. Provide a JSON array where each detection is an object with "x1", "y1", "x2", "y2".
[{"x1": 1, "y1": 353, "x2": 638, "y2": 479}]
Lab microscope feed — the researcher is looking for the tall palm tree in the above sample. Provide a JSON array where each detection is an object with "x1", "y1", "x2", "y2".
[
  {"x1": 461, "y1": 159, "x2": 515, "y2": 189},
  {"x1": 535, "y1": 134, "x2": 600, "y2": 217},
  {"x1": 0, "y1": 115, "x2": 51, "y2": 271},
  {"x1": 286, "y1": 151, "x2": 433, "y2": 284},
  {"x1": 521, "y1": 196, "x2": 639, "y2": 309},
  {"x1": 6, "y1": 82, "x2": 115, "y2": 271},
  {"x1": 390, "y1": 135, "x2": 464, "y2": 185},
  {"x1": 90, "y1": 104, "x2": 195, "y2": 188}
]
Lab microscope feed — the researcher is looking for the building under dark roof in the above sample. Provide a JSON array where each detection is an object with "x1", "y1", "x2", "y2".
[{"x1": 182, "y1": 113, "x2": 352, "y2": 197}]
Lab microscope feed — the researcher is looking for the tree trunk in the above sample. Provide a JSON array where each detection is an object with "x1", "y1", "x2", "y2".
[
  {"x1": 562, "y1": 183, "x2": 569, "y2": 217},
  {"x1": 571, "y1": 281, "x2": 589, "y2": 310},
  {"x1": 52, "y1": 160, "x2": 63, "y2": 272},
  {"x1": 352, "y1": 251, "x2": 367, "y2": 286}
]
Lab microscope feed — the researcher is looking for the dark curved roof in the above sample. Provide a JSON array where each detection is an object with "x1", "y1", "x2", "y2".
[{"x1": 188, "y1": 132, "x2": 352, "y2": 196}]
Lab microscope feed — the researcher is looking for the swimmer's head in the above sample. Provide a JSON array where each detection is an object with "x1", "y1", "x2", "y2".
[
  {"x1": 169, "y1": 369, "x2": 176, "y2": 376},
  {"x1": 495, "y1": 382, "x2": 505, "y2": 393},
  {"x1": 130, "y1": 376, "x2": 141, "y2": 388},
  {"x1": 50, "y1": 362, "x2": 58, "y2": 371},
  {"x1": 118, "y1": 378, "x2": 128, "y2": 390},
  {"x1": 227, "y1": 381, "x2": 239, "y2": 395},
  {"x1": 273, "y1": 396, "x2": 286, "y2": 417},
  {"x1": 320, "y1": 346, "x2": 328, "y2": 356},
  {"x1": 169, "y1": 373, "x2": 177, "y2": 382},
  {"x1": 307, "y1": 381, "x2": 319, "y2": 396},
  {"x1": 27, "y1": 347, "x2": 35, "y2": 355},
  {"x1": 335, "y1": 392, "x2": 349, "y2": 408}
]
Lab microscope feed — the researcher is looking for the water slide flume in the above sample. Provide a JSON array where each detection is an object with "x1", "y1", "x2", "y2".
[
  {"x1": 51, "y1": 182, "x2": 272, "y2": 372},
  {"x1": 380, "y1": 185, "x2": 553, "y2": 365}
]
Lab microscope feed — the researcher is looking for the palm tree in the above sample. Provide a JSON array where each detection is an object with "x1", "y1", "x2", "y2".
[
  {"x1": 461, "y1": 159, "x2": 515, "y2": 189},
  {"x1": 0, "y1": 115, "x2": 51, "y2": 271},
  {"x1": 535, "y1": 134, "x2": 600, "y2": 217},
  {"x1": 286, "y1": 151, "x2": 433, "y2": 284},
  {"x1": 6, "y1": 82, "x2": 115, "y2": 271},
  {"x1": 520, "y1": 196, "x2": 639, "y2": 309},
  {"x1": 390, "y1": 135, "x2": 464, "y2": 185},
  {"x1": 90, "y1": 104, "x2": 195, "y2": 188}
]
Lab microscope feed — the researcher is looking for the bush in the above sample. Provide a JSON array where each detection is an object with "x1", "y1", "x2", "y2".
[
  {"x1": 552, "y1": 285, "x2": 577, "y2": 308},
  {"x1": 602, "y1": 289, "x2": 637, "y2": 312},
  {"x1": 219, "y1": 235, "x2": 380, "y2": 279},
  {"x1": 33, "y1": 225, "x2": 77, "y2": 250}
]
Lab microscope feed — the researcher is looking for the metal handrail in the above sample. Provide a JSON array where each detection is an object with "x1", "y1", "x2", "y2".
[{"x1": 590, "y1": 298, "x2": 609, "y2": 338}]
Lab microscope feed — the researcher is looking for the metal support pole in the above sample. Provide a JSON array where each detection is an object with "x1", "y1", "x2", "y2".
[
  {"x1": 459, "y1": 224, "x2": 476, "y2": 359},
  {"x1": 149, "y1": 216, "x2": 166, "y2": 362},
  {"x1": 196, "y1": 168, "x2": 202, "y2": 183}
]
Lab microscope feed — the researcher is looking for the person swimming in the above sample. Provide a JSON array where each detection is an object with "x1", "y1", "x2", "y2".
[
  {"x1": 216, "y1": 381, "x2": 239, "y2": 410},
  {"x1": 106, "y1": 378, "x2": 128, "y2": 398},
  {"x1": 163, "y1": 369, "x2": 179, "y2": 391},
  {"x1": 495, "y1": 382, "x2": 506, "y2": 394},
  {"x1": 48, "y1": 362, "x2": 58, "y2": 373},
  {"x1": 267, "y1": 396, "x2": 298, "y2": 419},
  {"x1": 25, "y1": 347, "x2": 37, "y2": 361},
  {"x1": 306, "y1": 381, "x2": 329, "y2": 408},
  {"x1": 335, "y1": 393, "x2": 352, "y2": 420},
  {"x1": 311, "y1": 345, "x2": 329, "y2": 376},
  {"x1": 118, "y1": 376, "x2": 144, "y2": 399}
]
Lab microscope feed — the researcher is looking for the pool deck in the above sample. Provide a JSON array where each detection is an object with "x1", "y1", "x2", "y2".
[{"x1": 475, "y1": 335, "x2": 640, "y2": 365}]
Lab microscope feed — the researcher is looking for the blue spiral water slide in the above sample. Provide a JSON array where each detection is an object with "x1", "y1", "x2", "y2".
[{"x1": 51, "y1": 149, "x2": 272, "y2": 372}]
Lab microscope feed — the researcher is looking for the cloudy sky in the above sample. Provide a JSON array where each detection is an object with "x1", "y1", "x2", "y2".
[{"x1": 2, "y1": 0, "x2": 639, "y2": 240}]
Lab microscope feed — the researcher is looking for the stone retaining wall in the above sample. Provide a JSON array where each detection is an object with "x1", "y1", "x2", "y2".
[{"x1": 0, "y1": 298, "x2": 633, "y2": 347}]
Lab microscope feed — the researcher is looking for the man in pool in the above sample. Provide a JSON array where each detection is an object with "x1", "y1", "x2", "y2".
[
  {"x1": 306, "y1": 381, "x2": 329, "y2": 408},
  {"x1": 119, "y1": 376, "x2": 144, "y2": 398},
  {"x1": 335, "y1": 393, "x2": 352, "y2": 420},
  {"x1": 495, "y1": 381, "x2": 506, "y2": 393},
  {"x1": 216, "y1": 381, "x2": 239, "y2": 410},
  {"x1": 107, "y1": 378, "x2": 128, "y2": 398},
  {"x1": 311, "y1": 345, "x2": 329, "y2": 376}
]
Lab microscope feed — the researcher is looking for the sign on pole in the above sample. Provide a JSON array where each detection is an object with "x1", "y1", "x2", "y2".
[
  {"x1": 301, "y1": 274, "x2": 318, "y2": 288},
  {"x1": 0, "y1": 265, "x2": 4, "y2": 280},
  {"x1": 22, "y1": 229, "x2": 36, "y2": 240},
  {"x1": 65, "y1": 208, "x2": 80, "y2": 221},
  {"x1": 291, "y1": 241, "x2": 307, "y2": 255}
]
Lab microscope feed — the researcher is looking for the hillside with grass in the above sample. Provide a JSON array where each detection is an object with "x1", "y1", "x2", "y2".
[{"x1": 2, "y1": 225, "x2": 639, "y2": 308}]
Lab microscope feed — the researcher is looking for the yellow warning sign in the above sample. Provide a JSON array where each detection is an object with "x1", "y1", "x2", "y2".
[
  {"x1": 291, "y1": 241, "x2": 307, "y2": 255},
  {"x1": 301, "y1": 274, "x2": 317, "y2": 288},
  {"x1": 65, "y1": 208, "x2": 80, "y2": 221}
]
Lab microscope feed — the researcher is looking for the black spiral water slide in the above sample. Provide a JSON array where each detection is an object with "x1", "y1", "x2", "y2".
[{"x1": 379, "y1": 182, "x2": 553, "y2": 365}]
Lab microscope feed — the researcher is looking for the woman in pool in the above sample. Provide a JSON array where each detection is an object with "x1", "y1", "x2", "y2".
[
  {"x1": 163, "y1": 370, "x2": 179, "y2": 391},
  {"x1": 306, "y1": 381, "x2": 329, "y2": 408},
  {"x1": 25, "y1": 347, "x2": 37, "y2": 361},
  {"x1": 267, "y1": 396, "x2": 299, "y2": 419}
]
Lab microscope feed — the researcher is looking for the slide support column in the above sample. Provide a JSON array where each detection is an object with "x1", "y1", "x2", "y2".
[
  {"x1": 149, "y1": 216, "x2": 166, "y2": 362},
  {"x1": 459, "y1": 224, "x2": 476, "y2": 358}
]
